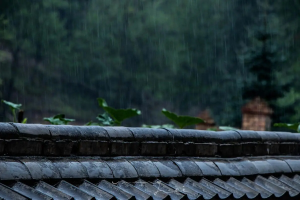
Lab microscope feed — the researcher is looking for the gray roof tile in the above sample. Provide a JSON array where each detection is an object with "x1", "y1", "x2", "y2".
[
  {"x1": 241, "y1": 177, "x2": 272, "y2": 199},
  {"x1": 20, "y1": 159, "x2": 61, "y2": 180},
  {"x1": 0, "y1": 158, "x2": 32, "y2": 180},
  {"x1": 152, "y1": 159, "x2": 183, "y2": 178},
  {"x1": 192, "y1": 159, "x2": 222, "y2": 176},
  {"x1": 152, "y1": 179, "x2": 187, "y2": 200},
  {"x1": 0, "y1": 123, "x2": 19, "y2": 139},
  {"x1": 78, "y1": 158, "x2": 114, "y2": 179},
  {"x1": 0, "y1": 123, "x2": 300, "y2": 157},
  {"x1": 128, "y1": 159, "x2": 161, "y2": 178},
  {"x1": 12, "y1": 182, "x2": 53, "y2": 200},
  {"x1": 134, "y1": 179, "x2": 171, "y2": 200},
  {"x1": 105, "y1": 159, "x2": 138, "y2": 179},
  {"x1": 0, "y1": 123, "x2": 300, "y2": 199},
  {"x1": 117, "y1": 180, "x2": 152, "y2": 200},
  {"x1": 184, "y1": 178, "x2": 216, "y2": 199},
  {"x1": 172, "y1": 159, "x2": 203, "y2": 177},
  {"x1": 0, "y1": 175, "x2": 300, "y2": 199},
  {"x1": 98, "y1": 180, "x2": 135, "y2": 200},
  {"x1": 12, "y1": 123, "x2": 51, "y2": 139},
  {"x1": 56, "y1": 180, "x2": 95, "y2": 200},
  {"x1": 227, "y1": 177, "x2": 260, "y2": 199},
  {"x1": 75, "y1": 126, "x2": 109, "y2": 140},
  {"x1": 79, "y1": 180, "x2": 115, "y2": 200},
  {"x1": 0, "y1": 183, "x2": 28, "y2": 200},
  {"x1": 35, "y1": 181, "x2": 74, "y2": 200},
  {"x1": 50, "y1": 159, "x2": 88, "y2": 179}
]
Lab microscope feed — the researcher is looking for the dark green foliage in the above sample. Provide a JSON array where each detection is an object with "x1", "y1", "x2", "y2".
[
  {"x1": 97, "y1": 98, "x2": 141, "y2": 126},
  {"x1": 96, "y1": 113, "x2": 115, "y2": 126},
  {"x1": 242, "y1": 28, "x2": 283, "y2": 101},
  {"x1": 162, "y1": 108, "x2": 204, "y2": 129},
  {"x1": 86, "y1": 113, "x2": 115, "y2": 126},
  {"x1": 2, "y1": 100, "x2": 22, "y2": 122},
  {"x1": 2, "y1": 100, "x2": 21, "y2": 110},
  {"x1": 142, "y1": 124, "x2": 175, "y2": 129},
  {"x1": 0, "y1": 0, "x2": 299, "y2": 127},
  {"x1": 218, "y1": 126, "x2": 239, "y2": 131},
  {"x1": 274, "y1": 123, "x2": 300, "y2": 133},
  {"x1": 241, "y1": 1, "x2": 291, "y2": 126},
  {"x1": 43, "y1": 114, "x2": 75, "y2": 125}
]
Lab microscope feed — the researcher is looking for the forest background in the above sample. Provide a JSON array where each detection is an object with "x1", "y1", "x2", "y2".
[{"x1": 0, "y1": 0, "x2": 299, "y2": 128}]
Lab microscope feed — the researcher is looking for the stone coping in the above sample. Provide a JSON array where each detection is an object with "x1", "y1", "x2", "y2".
[
  {"x1": 0, "y1": 156, "x2": 299, "y2": 180},
  {"x1": 0, "y1": 123, "x2": 299, "y2": 157}
]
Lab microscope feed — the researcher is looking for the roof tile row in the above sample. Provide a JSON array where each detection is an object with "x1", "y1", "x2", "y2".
[
  {"x1": 2, "y1": 175, "x2": 300, "y2": 199},
  {"x1": 1, "y1": 123, "x2": 300, "y2": 157},
  {"x1": 0, "y1": 157, "x2": 299, "y2": 181},
  {"x1": 3, "y1": 123, "x2": 299, "y2": 143}
]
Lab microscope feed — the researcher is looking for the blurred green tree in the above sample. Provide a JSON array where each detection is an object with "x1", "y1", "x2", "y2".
[{"x1": 241, "y1": 1, "x2": 286, "y2": 126}]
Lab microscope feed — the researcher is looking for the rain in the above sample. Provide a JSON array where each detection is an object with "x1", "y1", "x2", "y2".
[{"x1": 0, "y1": 0, "x2": 299, "y2": 130}]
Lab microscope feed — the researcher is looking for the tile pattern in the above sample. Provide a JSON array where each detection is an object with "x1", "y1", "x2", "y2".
[
  {"x1": 1, "y1": 123, "x2": 300, "y2": 199},
  {"x1": 0, "y1": 123, "x2": 300, "y2": 157},
  {"x1": 1, "y1": 175, "x2": 300, "y2": 199},
  {"x1": 0, "y1": 157, "x2": 299, "y2": 180}
]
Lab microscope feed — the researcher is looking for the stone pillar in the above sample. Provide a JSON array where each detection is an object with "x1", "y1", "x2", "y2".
[{"x1": 242, "y1": 97, "x2": 273, "y2": 131}]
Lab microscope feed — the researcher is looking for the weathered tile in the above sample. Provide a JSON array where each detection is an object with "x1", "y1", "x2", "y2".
[
  {"x1": 152, "y1": 159, "x2": 182, "y2": 178},
  {"x1": 12, "y1": 123, "x2": 51, "y2": 139},
  {"x1": 12, "y1": 182, "x2": 52, "y2": 200},
  {"x1": 20, "y1": 159, "x2": 61, "y2": 180},
  {"x1": 56, "y1": 180, "x2": 95, "y2": 200},
  {"x1": 0, "y1": 123, "x2": 19, "y2": 139},
  {"x1": 35, "y1": 181, "x2": 73, "y2": 200},
  {"x1": 105, "y1": 159, "x2": 138, "y2": 178},
  {"x1": 0, "y1": 159, "x2": 32, "y2": 180},
  {"x1": 128, "y1": 159, "x2": 161, "y2": 178},
  {"x1": 78, "y1": 159, "x2": 114, "y2": 179}
]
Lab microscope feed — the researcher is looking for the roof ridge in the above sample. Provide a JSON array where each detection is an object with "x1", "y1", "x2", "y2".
[
  {"x1": 0, "y1": 156, "x2": 298, "y2": 181},
  {"x1": 0, "y1": 123, "x2": 299, "y2": 157}
]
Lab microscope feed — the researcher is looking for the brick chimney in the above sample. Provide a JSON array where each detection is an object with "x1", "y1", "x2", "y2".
[
  {"x1": 242, "y1": 97, "x2": 273, "y2": 131},
  {"x1": 196, "y1": 109, "x2": 216, "y2": 130}
]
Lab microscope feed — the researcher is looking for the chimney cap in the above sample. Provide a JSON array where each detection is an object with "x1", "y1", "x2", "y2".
[
  {"x1": 242, "y1": 97, "x2": 273, "y2": 115},
  {"x1": 198, "y1": 109, "x2": 215, "y2": 125}
]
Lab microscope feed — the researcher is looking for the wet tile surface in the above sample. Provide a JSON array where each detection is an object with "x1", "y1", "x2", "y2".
[{"x1": 0, "y1": 175, "x2": 300, "y2": 199}]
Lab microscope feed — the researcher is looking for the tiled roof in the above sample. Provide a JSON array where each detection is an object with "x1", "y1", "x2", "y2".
[
  {"x1": 1, "y1": 157, "x2": 300, "y2": 180},
  {"x1": 1, "y1": 123, "x2": 300, "y2": 157},
  {"x1": 1, "y1": 123, "x2": 300, "y2": 199},
  {"x1": 3, "y1": 174, "x2": 300, "y2": 199}
]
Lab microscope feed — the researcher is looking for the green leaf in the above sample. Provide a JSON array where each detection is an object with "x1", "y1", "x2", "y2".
[
  {"x1": 21, "y1": 118, "x2": 27, "y2": 124},
  {"x1": 97, "y1": 98, "x2": 141, "y2": 125},
  {"x1": 2, "y1": 100, "x2": 22, "y2": 110},
  {"x1": 96, "y1": 112, "x2": 116, "y2": 126},
  {"x1": 2, "y1": 100, "x2": 22, "y2": 122},
  {"x1": 219, "y1": 126, "x2": 239, "y2": 131},
  {"x1": 161, "y1": 108, "x2": 204, "y2": 129},
  {"x1": 274, "y1": 123, "x2": 300, "y2": 132},
  {"x1": 43, "y1": 114, "x2": 75, "y2": 125},
  {"x1": 97, "y1": 98, "x2": 109, "y2": 108},
  {"x1": 85, "y1": 121, "x2": 102, "y2": 126},
  {"x1": 85, "y1": 121, "x2": 93, "y2": 126},
  {"x1": 207, "y1": 128, "x2": 218, "y2": 131},
  {"x1": 53, "y1": 114, "x2": 65, "y2": 119},
  {"x1": 43, "y1": 117, "x2": 63, "y2": 125},
  {"x1": 142, "y1": 124, "x2": 175, "y2": 129}
]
